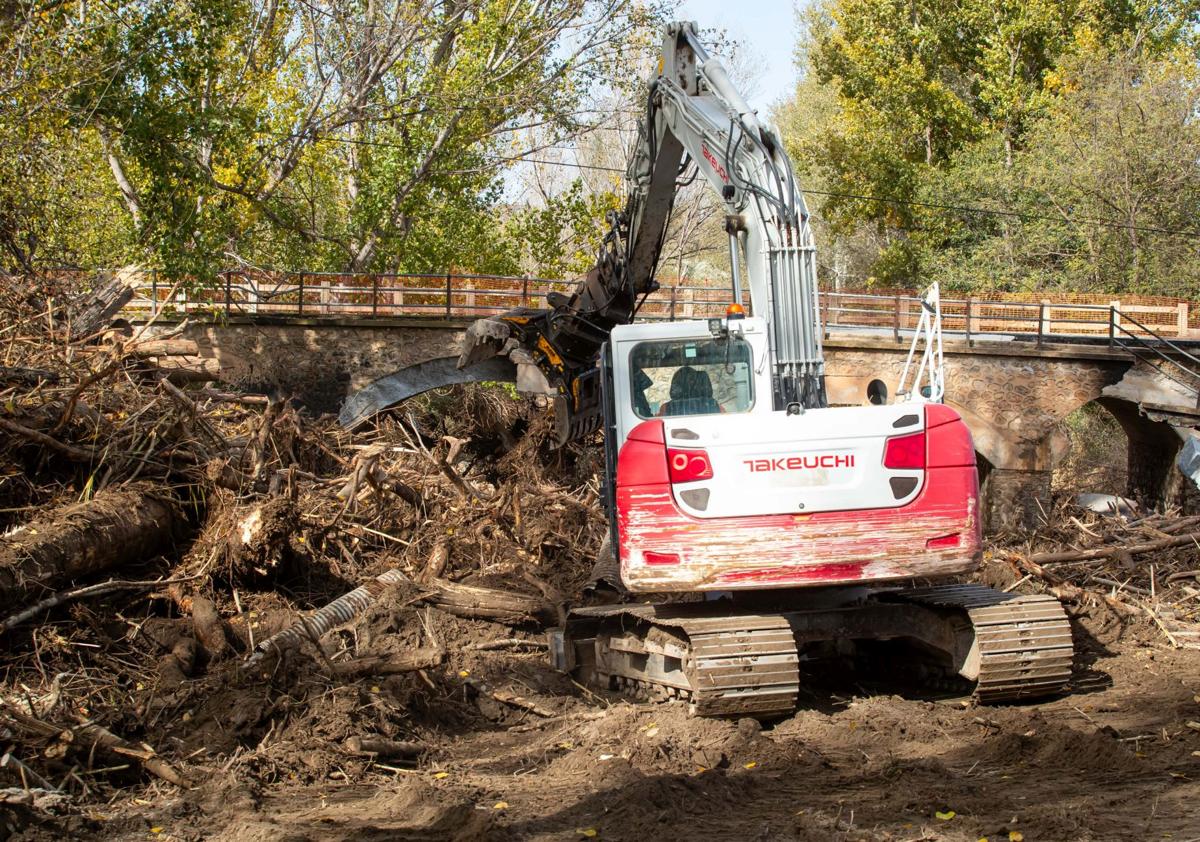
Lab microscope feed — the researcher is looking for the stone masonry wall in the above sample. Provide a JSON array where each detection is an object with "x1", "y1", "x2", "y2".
[{"x1": 164, "y1": 321, "x2": 464, "y2": 414}]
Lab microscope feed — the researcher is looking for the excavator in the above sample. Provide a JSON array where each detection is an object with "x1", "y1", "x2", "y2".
[{"x1": 340, "y1": 22, "x2": 1075, "y2": 717}]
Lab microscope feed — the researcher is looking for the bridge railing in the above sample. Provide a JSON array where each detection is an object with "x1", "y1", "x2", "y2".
[{"x1": 121, "y1": 269, "x2": 1200, "y2": 344}]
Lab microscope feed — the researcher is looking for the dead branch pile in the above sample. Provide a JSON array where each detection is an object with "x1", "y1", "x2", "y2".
[
  {"x1": 0, "y1": 275, "x2": 606, "y2": 831},
  {"x1": 995, "y1": 501, "x2": 1200, "y2": 649}
]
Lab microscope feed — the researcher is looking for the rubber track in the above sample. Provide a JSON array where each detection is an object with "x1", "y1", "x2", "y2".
[
  {"x1": 576, "y1": 606, "x2": 800, "y2": 717},
  {"x1": 685, "y1": 616, "x2": 800, "y2": 716},
  {"x1": 896, "y1": 584, "x2": 1074, "y2": 702}
]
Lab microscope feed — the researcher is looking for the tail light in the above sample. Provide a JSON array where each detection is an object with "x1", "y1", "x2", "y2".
[
  {"x1": 883, "y1": 432, "x2": 925, "y2": 469},
  {"x1": 667, "y1": 448, "x2": 713, "y2": 482}
]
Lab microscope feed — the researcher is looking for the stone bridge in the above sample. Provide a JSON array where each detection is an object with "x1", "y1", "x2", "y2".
[{"x1": 154, "y1": 316, "x2": 1199, "y2": 532}]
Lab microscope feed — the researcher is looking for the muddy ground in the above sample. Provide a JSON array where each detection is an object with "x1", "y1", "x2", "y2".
[{"x1": 6, "y1": 595, "x2": 1189, "y2": 842}]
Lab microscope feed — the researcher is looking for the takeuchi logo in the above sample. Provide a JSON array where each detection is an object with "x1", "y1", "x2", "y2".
[
  {"x1": 701, "y1": 145, "x2": 729, "y2": 183},
  {"x1": 744, "y1": 454, "x2": 855, "y2": 472}
]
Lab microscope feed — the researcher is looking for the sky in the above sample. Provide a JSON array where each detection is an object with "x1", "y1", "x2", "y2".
[{"x1": 674, "y1": 0, "x2": 802, "y2": 113}]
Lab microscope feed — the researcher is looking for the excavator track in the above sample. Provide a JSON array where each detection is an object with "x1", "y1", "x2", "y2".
[
  {"x1": 561, "y1": 605, "x2": 800, "y2": 718},
  {"x1": 889, "y1": 584, "x2": 1075, "y2": 703},
  {"x1": 554, "y1": 584, "x2": 1074, "y2": 717}
]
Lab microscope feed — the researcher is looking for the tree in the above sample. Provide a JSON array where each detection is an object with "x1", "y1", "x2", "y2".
[
  {"x1": 786, "y1": 0, "x2": 1161, "y2": 287},
  {"x1": 921, "y1": 48, "x2": 1200, "y2": 295},
  {"x1": 0, "y1": 0, "x2": 664, "y2": 279}
]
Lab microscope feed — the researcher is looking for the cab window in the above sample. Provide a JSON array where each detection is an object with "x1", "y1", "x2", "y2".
[{"x1": 629, "y1": 338, "x2": 754, "y2": 419}]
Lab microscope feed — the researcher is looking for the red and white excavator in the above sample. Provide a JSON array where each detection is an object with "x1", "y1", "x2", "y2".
[{"x1": 341, "y1": 22, "x2": 1075, "y2": 717}]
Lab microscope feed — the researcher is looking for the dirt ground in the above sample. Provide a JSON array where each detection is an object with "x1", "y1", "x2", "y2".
[
  {"x1": 5, "y1": 596, "x2": 1188, "y2": 842},
  {"x1": 3, "y1": 280, "x2": 1198, "y2": 841}
]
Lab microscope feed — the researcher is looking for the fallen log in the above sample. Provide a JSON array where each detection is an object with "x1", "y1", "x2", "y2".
[
  {"x1": 464, "y1": 676, "x2": 555, "y2": 717},
  {"x1": 463, "y1": 638, "x2": 548, "y2": 652},
  {"x1": 148, "y1": 357, "x2": 221, "y2": 384},
  {"x1": 0, "y1": 484, "x2": 179, "y2": 610},
  {"x1": 128, "y1": 338, "x2": 199, "y2": 357},
  {"x1": 1032, "y1": 531, "x2": 1200, "y2": 565},
  {"x1": 196, "y1": 388, "x2": 270, "y2": 406},
  {"x1": 1013, "y1": 554, "x2": 1139, "y2": 616},
  {"x1": 330, "y1": 647, "x2": 445, "y2": 679},
  {"x1": 422, "y1": 578, "x2": 556, "y2": 625},
  {"x1": 343, "y1": 736, "x2": 426, "y2": 759},
  {"x1": 1, "y1": 704, "x2": 186, "y2": 787}
]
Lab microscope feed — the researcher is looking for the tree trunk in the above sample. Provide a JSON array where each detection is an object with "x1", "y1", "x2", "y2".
[
  {"x1": 422, "y1": 578, "x2": 556, "y2": 624},
  {"x1": 0, "y1": 484, "x2": 178, "y2": 610},
  {"x1": 68, "y1": 270, "x2": 139, "y2": 340}
]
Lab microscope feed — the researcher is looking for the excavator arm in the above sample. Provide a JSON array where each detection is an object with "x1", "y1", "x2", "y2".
[{"x1": 340, "y1": 21, "x2": 826, "y2": 441}]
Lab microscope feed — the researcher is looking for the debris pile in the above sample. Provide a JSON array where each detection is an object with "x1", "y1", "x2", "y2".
[
  {"x1": 0, "y1": 274, "x2": 605, "y2": 831},
  {"x1": 994, "y1": 501, "x2": 1200, "y2": 649}
]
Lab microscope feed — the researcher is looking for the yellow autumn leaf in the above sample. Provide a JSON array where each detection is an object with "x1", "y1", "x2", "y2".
[
  {"x1": 459, "y1": 670, "x2": 470, "y2": 678},
  {"x1": 433, "y1": 771, "x2": 449, "y2": 779},
  {"x1": 935, "y1": 810, "x2": 956, "y2": 820},
  {"x1": 493, "y1": 801, "x2": 509, "y2": 810},
  {"x1": 370, "y1": 686, "x2": 381, "y2": 693},
  {"x1": 149, "y1": 829, "x2": 163, "y2": 835},
  {"x1": 1009, "y1": 832, "x2": 1024, "y2": 842},
  {"x1": 576, "y1": 830, "x2": 598, "y2": 838},
  {"x1": 743, "y1": 761, "x2": 757, "y2": 769}
]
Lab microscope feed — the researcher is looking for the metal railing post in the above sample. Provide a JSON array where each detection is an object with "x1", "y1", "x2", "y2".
[
  {"x1": 223, "y1": 270, "x2": 231, "y2": 316},
  {"x1": 669, "y1": 285, "x2": 677, "y2": 321},
  {"x1": 297, "y1": 272, "x2": 305, "y2": 317},
  {"x1": 152, "y1": 269, "x2": 159, "y2": 318},
  {"x1": 371, "y1": 274, "x2": 379, "y2": 317},
  {"x1": 445, "y1": 273, "x2": 453, "y2": 318},
  {"x1": 1038, "y1": 300, "x2": 1047, "y2": 346},
  {"x1": 522, "y1": 274, "x2": 529, "y2": 308},
  {"x1": 893, "y1": 295, "x2": 901, "y2": 343},
  {"x1": 965, "y1": 297, "x2": 973, "y2": 345},
  {"x1": 1108, "y1": 306, "x2": 1116, "y2": 347}
]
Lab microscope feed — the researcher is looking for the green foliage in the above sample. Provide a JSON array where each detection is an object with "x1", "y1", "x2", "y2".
[
  {"x1": 0, "y1": 0, "x2": 660, "y2": 280},
  {"x1": 504, "y1": 179, "x2": 621, "y2": 277},
  {"x1": 784, "y1": 0, "x2": 1200, "y2": 293}
]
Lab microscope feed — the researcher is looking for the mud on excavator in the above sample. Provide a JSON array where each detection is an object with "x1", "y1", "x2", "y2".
[{"x1": 340, "y1": 22, "x2": 1075, "y2": 718}]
